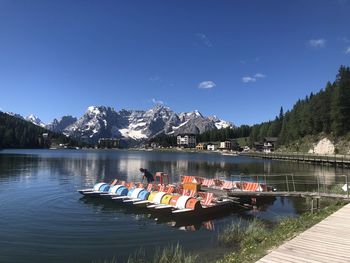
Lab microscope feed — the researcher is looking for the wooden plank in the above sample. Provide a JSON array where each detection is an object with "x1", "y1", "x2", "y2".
[
  {"x1": 256, "y1": 203, "x2": 350, "y2": 263},
  {"x1": 272, "y1": 250, "x2": 327, "y2": 263}
]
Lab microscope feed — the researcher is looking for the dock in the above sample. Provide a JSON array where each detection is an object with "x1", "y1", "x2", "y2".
[
  {"x1": 228, "y1": 190, "x2": 350, "y2": 200},
  {"x1": 241, "y1": 152, "x2": 350, "y2": 167},
  {"x1": 257, "y1": 203, "x2": 350, "y2": 263}
]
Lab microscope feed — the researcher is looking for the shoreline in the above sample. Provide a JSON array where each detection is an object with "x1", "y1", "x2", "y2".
[{"x1": 217, "y1": 200, "x2": 347, "y2": 263}]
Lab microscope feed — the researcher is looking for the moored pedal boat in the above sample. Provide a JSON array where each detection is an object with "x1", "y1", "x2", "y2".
[
  {"x1": 78, "y1": 182, "x2": 115, "y2": 197},
  {"x1": 121, "y1": 188, "x2": 150, "y2": 204},
  {"x1": 101, "y1": 184, "x2": 129, "y2": 198},
  {"x1": 150, "y1": 191, "x2": 234, "y2": 219}
]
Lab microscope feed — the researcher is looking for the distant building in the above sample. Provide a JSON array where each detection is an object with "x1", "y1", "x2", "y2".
[
  {"x1": 253, "y1": 142, "x2": 264, "y2": 152},
  {"x1": 150, "y1": 142, "x2": 159, "y2": 148},
  {"x1": 263, "y1": 137, "x2": 278, "y2": 153},
  {"x1": 219, "y1": 139, "x2": 240, "y2": 151},
  {"x1": 98, "y1": 138, "x2": 120, "y2": 149},
  {"x1": 38, "y1": 133, "x2": 50, "y2": 147},
  {"x1": 177, "y1": 134, "x2": 196, "y2": 148},
  {"x1": 219, "y1": 140, "x2": 233, "y2": 150},
  {"x1": 253, "y1": 137, "x2": 278, "y2": 152},
  {"x1": 207, "y1": 143, "x2": 219, "y2": 151},
  {"x1": 195, "y1": 143, "x2": 206, "y2": 150},
  {"x1": 243, "y1": 146, "x2": 250, "y2": 152}
]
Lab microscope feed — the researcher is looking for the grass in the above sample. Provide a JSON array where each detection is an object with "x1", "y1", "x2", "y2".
[
  {"x1": 217, "y1": 201, "x2": 345, "y2": 263},
  {"x1": 236, "y1": 137, "x2": 249, "y2": 147},
  {"x1": 216, "y1": 200, "x2": 347, "y2": 263},
  {"x1": 217, "y1": 218, "x2": 268, "y2": 247},
  {"x1": 329, "y1": 184, "x2": 346, "y2": 195},
  {"x1": 94, "y1": 244, "x2": 198, "y2": 263}
]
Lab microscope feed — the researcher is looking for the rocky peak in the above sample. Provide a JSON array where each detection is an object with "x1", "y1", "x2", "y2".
[{"x1": 25, "y1": 114, "x2": 45, "y2": 127}]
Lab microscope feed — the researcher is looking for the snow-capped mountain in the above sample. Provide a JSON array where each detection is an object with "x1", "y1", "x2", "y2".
[
  {"x1": 25, "y1": 114, "x2": 46, "y2": 127},
  {"x1": 59, "y1": 105, "x2": 234, "y2": 142},
  {"x1": 63, "y1": 106, "x2": 122, "y2": 140},
  {"x1": 5, "y1": 112, "x2": 25, "y2": 120},
  {"x1": 46, "y1": 115, "x2": 77, "y2": 133},
  {"x1": 5, "y1": 105, "x2": 234, "y2": 143},
  {"x1": 6, "y1": 112, "x2": 47, "y2": 127},
  {"x1": 208, "y1": 115, "x2": 233, "y2": 129}
]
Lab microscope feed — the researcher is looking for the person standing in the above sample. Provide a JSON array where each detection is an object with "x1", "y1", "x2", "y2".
[{"x1": 140, "y1": 168, "x2": 154, "y2": 183}]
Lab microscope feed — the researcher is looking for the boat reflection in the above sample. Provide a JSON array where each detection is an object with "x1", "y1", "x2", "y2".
[{"x1": 79, "y1": 194, "x2": 278, "y2": 232}]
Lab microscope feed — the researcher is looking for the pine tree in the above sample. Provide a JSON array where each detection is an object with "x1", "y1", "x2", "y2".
[{"x1": 331, "y1": 66, "x2": 350, "y2": 136}]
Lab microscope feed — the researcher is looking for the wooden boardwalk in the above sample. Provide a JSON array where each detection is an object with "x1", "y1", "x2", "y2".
[
  {"x1": 256, "y1": 203, "x2": 350, "y2": 263},
  {"x1": 241, "y1": 152, "x2": 350, "y2": 167}
]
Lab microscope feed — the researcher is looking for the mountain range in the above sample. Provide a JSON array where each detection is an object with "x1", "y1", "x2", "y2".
[{"x1": 5, "y1": 105, "x2": 233, "y2": 143}]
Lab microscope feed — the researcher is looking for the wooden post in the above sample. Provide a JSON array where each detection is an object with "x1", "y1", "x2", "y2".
[
  {"x1": 240, "y1": 174, "x2": 242, "y2": 191},
  {"x1": 286, "y1": 174, "x2": 289, "y2": 192},
  {"x1": 292, "y1": 173, "x2": 296, "y2": 192},
  {"x1": 346, "y1": 174, "x2": 349, "y2": 198},
  {"x1": 311, "y1": 198, "x2": 314, "y2": 214},
  {"x1": 317, "y1": 198, "x2": 321, "y2": 210},
  {"x1": 317, "y1": 174, "x2": 320, "y2": 194}
]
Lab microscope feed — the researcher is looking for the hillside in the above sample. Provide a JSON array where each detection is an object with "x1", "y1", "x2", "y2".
[
  {"x1": 0, "y1": 112, "x2": 79, "y2": 149},
  {"x1": 249, "y1": 66, "x2": 350, "y2": 146}
]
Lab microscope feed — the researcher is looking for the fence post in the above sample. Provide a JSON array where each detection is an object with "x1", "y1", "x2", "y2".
[
  {"x1": 346, "y1": 174, "x2": 349, "y2": 198},
  {"x1": 285, "y1": 174, "x2": 289, "y2": 192},
  {"x1": 317, "y1": 174, "x2": 320, "y2": 194},
  {"x1": 292, "y1": 173, "x2": 296, "y2": 192},
  {"x1": 240, "y1": 174, "x2": 242, "y2": 191}
]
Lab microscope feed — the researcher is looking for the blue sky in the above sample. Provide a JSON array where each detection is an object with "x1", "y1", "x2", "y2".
[{"x1": 0, "y1": 0, "x2": 349, "y2": 125}]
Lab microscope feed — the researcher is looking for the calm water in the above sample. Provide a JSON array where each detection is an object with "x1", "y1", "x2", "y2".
[{"x1": 0, "y1": 149, "x2": 348, "y2": 263}]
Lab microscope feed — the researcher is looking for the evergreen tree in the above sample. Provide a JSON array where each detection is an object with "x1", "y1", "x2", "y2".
[{"x1": 331, "y1": 66, "x2": 350, "y2": 136}]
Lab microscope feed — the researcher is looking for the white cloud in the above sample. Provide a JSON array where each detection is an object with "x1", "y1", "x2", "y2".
[
  {"x1": 151, "y1": 98, "x2": 164, "y2": 104},
  {"x1": 345, "y1": 47, "x2": 350, "y2": 55},
  {"x1": 242, "y1": 76, "x2": 256, "y2": 83},
  {"x1": 242, "y1": 73, "x2": 266, "y2": 83},
  {"x1": 195, "y1": 33, "x2": 212, "y2": 47},
  {"x1": 198, "y1": 80, "x2": 216, "y2": 89},
  {"x1": 254, "y1": 73, "x2": 266, "y2": 78},
  {"x1": 309, "y1": 38, "x2": 326, "y2": 48}
]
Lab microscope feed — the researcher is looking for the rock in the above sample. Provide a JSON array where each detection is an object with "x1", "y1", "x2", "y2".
[{"x1": 308, "y1": 138, "x2": 335, "y2": 155}]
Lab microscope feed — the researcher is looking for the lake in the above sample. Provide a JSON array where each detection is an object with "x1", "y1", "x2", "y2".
[{"x1": 0, "y1": 149, "x2": 347, "y2": 263}]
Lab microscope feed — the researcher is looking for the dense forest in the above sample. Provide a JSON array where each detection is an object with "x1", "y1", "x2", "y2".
[
  {"x1": 150, "y1": 66, "x2": 350, "y2": 148},
  {"x1": 249, "y1": 65, "x2": 350, "y2": 145},
  {"x1": 0, "y1": 112, "x2": 79, "y2": 149}
]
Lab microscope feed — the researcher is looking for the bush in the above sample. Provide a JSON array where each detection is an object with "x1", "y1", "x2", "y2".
[{"x1": 217, "y1": 218, "x2": 268, "y2": 247}]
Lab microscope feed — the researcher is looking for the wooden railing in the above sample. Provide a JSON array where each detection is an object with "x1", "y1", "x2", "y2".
[
  {"x1": 229, "y1": 173, "x2": 350, "y2": 198},
  {"x1": 240, "y1": 151, "x2": 350, "y2": 165}
]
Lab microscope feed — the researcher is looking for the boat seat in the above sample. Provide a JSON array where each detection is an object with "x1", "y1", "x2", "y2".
[
  {"x1": 172, "y1": 208, "x2": 193, "y2": 214},
  {"x1": 147, "y1": 204, "x2": 159, "y2": 208},
  {"x1": 154, "y1": 205, "x2": 173, "y2": 209}
]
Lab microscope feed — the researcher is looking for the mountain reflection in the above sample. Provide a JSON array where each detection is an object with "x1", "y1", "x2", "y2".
[{"x1": 0, "y1": 150, "x2": 348, "y2": 190}]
